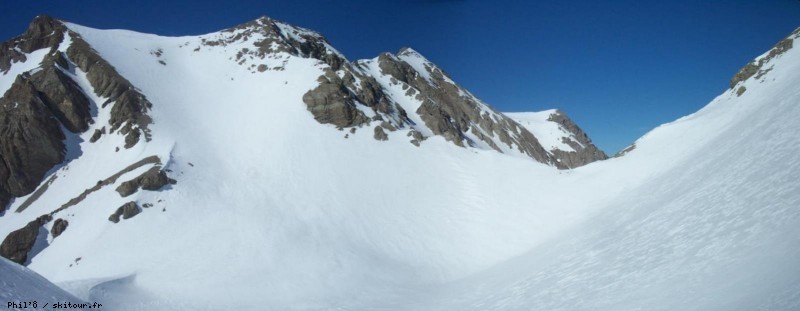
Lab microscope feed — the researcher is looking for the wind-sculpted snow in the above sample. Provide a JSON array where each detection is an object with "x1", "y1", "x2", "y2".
[
  {"x1": 0, "y1": 257, "x2": 83, "y2": 307},
  {"x1": 0, "y1": 15, "x2": 798, "y2": 310}
]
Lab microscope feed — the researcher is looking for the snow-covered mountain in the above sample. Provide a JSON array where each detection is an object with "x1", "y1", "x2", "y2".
[
  {"x1": 506, "y1": 109, "x2": 607, "y2": 168},
  {"x1": 1, "y1": 256, "x2": 83, "y2": 307},
  {"x1": 1, "y1": 15, "x2": 799, "y2": 310}
]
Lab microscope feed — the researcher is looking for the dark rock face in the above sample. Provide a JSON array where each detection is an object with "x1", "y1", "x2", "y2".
[
  {"x1": 373, "y1": 126, "x2": 388, "y2": 141},
  {"x1": 116, "y1": 166, "x2": 176, "y2": 197},
  {"x1": 0, "y1": 77, "x2": 67, "y2": 211},
  {"x1": 1, "y1": 16, "x2": 158, "y2": 211},
  {"x1": 51, "y1": 218, "x2": 68, "y2": 238},
  {"x1": 302, "y1": 66, "x2": 409, "y2": 130},
  {"x1": 0, "y1": 16, "x2": 65, "y2": 73},
  {"x1": 302, "y1": 72, "x2": 369, "y2": 128},
  {"x1": 0, "y1": 17, "x2": 71, "y2": 212},
  {"x1": 374, "y1": 49, "x2": 560, "y2": 166},
  {"x1": 0, "y1": 215, "x2": 52, "y2": 264},
  {"x1": 108, "y1": 201, "x2": 140, "y2": 223},
  {"x1": 28, "y1": 58, "x2": 93, "y2": 133},
  {"x1": 66, "y1": 33, "x2": 153, "y2": 148},
  {"x1": 0, "y1": 194, "x2": 9, "y2": 214},
  {"x1": 89, "y1": 127, "x2": 104, "y2": 143},
  {"x1": 545, "y1": 110, "x2": 608, "y2": 168}
]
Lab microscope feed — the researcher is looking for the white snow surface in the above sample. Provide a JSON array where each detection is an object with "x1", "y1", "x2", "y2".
[
  {"x1": 0, "y1": 48, "x2": 50, "y2": 95},
  {"x1": 0, "y1": 257, "x2": 83, "y2": 308},
  {"x1": 505, "y1": 109, "x2": 582, "y2": 152},
  {"x1": 1, "y1": 21, "x2": 799, "y2": 310}
]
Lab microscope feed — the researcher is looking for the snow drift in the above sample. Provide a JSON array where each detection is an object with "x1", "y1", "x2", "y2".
[{"x1": 1, "y1": 256, "x2": 83, "y2": 309}]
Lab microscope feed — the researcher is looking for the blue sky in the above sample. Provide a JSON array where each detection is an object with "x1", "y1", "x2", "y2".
[{"x1": 2, "y1": 0, "x2": 799, "y2": 153}]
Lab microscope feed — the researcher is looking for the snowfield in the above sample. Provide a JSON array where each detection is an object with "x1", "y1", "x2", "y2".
[
  {"x1": 1, "y1": 257, "x2": 83, "y2": 309},
  {"x1": 1, "y1": 19, "x2": 799, "y2": 310}
]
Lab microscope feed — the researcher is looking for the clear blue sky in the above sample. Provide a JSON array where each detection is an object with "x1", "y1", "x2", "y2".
[{"x1": 2, "y1": 1, "x2": 799, "y2": 153}]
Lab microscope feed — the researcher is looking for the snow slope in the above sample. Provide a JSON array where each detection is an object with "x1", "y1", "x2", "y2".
[
  {"x1": 0, "y1": 17, "x2": 798, "y2": 310},
  {"x1": 506, "y1": 109, "x2": 580, "y2": 152},
  {"x1": 1, "y1": 257, "x2": 83, "y2": 309},
  {"x1": 0, "y1": 48, "x2": 49, "y2": 95},
  {"x1": 410, "y1": 33, "x2": 800, "y2": 310}
]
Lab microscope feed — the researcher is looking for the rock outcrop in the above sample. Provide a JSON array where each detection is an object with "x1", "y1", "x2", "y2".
[
  {"x1": 66, "y1": 32, "x2": 153, "y2": 148},
  {"x1": 545, "y1": 110, "x2": 608, "y2": 168},
  {"x1": 302, "y1": 72, "x2": 369, "y2": 128},
  {"x1": 0, "y1": 16, "x2": 66, "y2": 74},
  {"x1": 0, "y1": 77, "x2": 67, "y2": 212},
  {"x1": 116, "y1": 166, "x2": 176, "y2": 197},
  {"x1": 0, "y1": 215, "x2": 51, "y2": 264},
  {"x1": 730, "y1": 27, "x2": 799, "y2": 91},
  {"x1": 108, "y1": 201, "x2": 140, "y2": 223},
  {"x1": 0, "y1": 16, "x2": 157, "y2": 211},
  {"x1": 28, "y1": 56, "x2": 93, "y2": 133},
  {"x1": 373, "y1": 126, "x2": 388, "y2": 141},
  {"x1": 51, "y1": 218, "x2": 68, "y2": 238},
  {"x1": 369, "y1": 49, "x2": 560, "y2": 166},
  {"x1": 202, "y1": 17, "x2": 605, "y2": 169}
]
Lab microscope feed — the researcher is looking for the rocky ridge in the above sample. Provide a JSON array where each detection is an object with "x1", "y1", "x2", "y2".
[
  {"x1": 207, "y1": 17, "x2": 605, "y2": 168},
  {"x1": 506, "y1": 110, "x2": 608, "y2": 168},
  {"x1": 0, "y1": 15, "x2": 607, "y2": 266},
  {"x1": 0, "y1": 16, "x2": 154, "y2": 213},
  {"x1": 544, "y1": 110, "x2": 608, "y2": 168},
  {"x1": 729, "y1": 27, "x2": 800, "y2": 96}
]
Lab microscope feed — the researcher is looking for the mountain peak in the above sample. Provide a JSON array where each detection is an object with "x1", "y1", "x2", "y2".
[
  {"x1": 397, "y1": 47, "x2": 422, "y2": 57},
  {"x1": 0, "y1": 15, "x2": 67, "y2": 74},
  {"x1": 28, "y1": 15, "x2": 62, "y2": 30},
  {"x1": 23, "y1": 15, "x2": 67, "y2": 43},
  {"x1": 396, "y1": 47, "x2": 435, "y2": 69}
]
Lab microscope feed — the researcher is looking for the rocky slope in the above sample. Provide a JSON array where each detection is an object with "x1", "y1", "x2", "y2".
[
  {"x1": 506, "y1": 109, "x2": 608, "y2": 168},
  {"x1": 0, "y1": 16, "x2": 152, "y2": 215},
  {"x1": 182, "y1": 16, "x2": 601, "y2": 168},
  {"x1": 0, "y1": 15, "x2": 605, "y2": 218}
]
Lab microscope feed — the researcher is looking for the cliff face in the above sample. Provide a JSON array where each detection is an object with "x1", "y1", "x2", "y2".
[{"x1": 0, "y1": 16, "x2": 154, "y2": 213}]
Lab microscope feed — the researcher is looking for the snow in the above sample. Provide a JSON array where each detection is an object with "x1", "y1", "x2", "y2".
[
  {"x1": 359, "y1": 57, "x2": 434, "y2": 136},
  {"x1": 0, "y1": 48, "x2": 50, "y2": 95},
  {"x1": 397, "y1": 48, "x2": 434, "y2": 84},
  {"x1": 274, "y1": 20, "x2": 346, "y2": 60},
  {"x1": 0, "y1": 257, "x2": 83, "y2": 308},
  {"x1": 362, "y1": 49, "x2": 539, "y2": 159},
  {"x1": 1, "y1": 20, "x2": 799, "y2": 310},
  {"x1": 506, "y1": 110, "x2": 580, "y2": 152}
]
